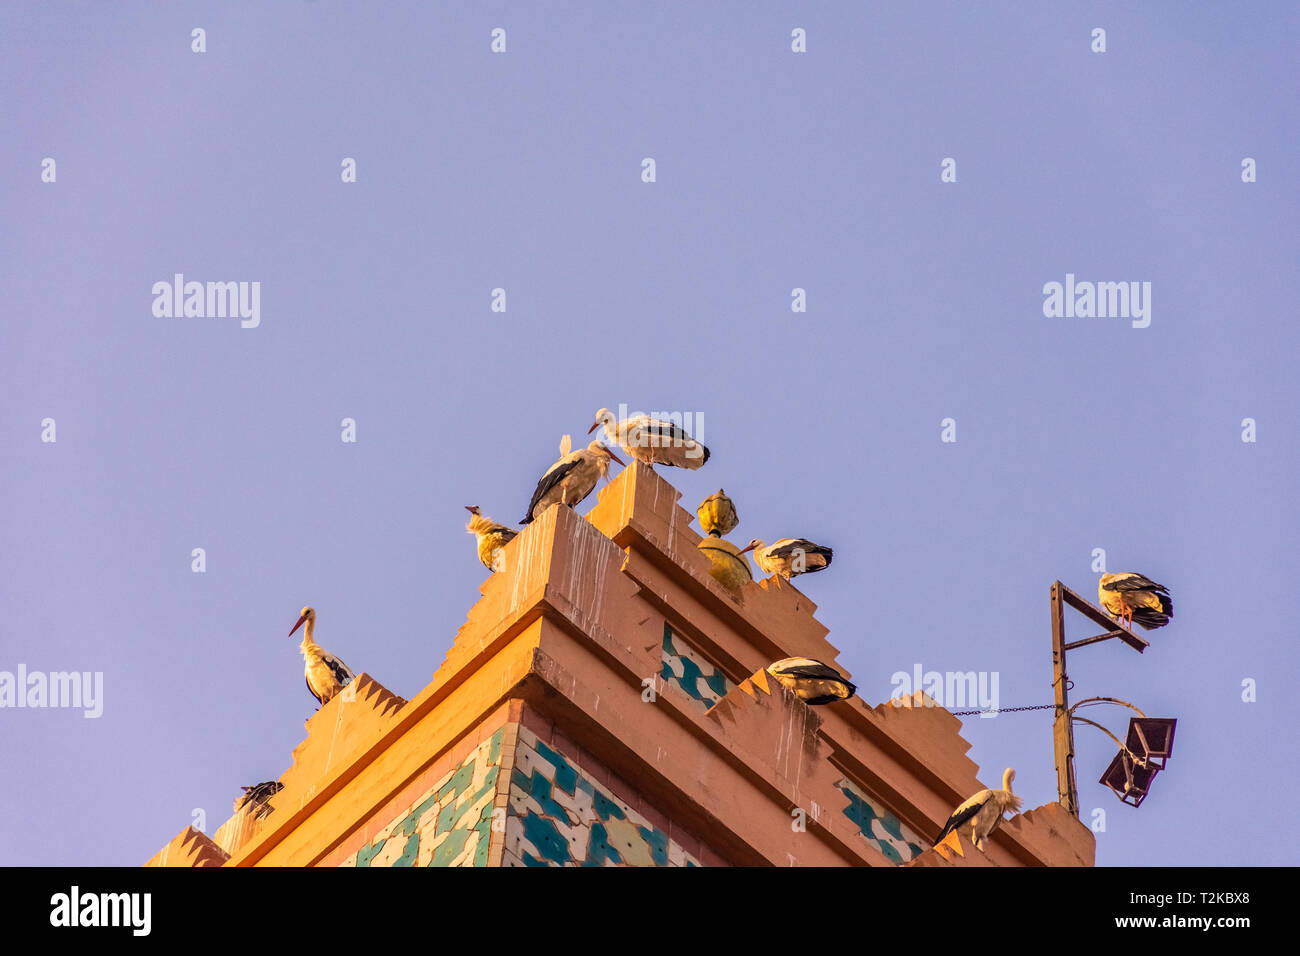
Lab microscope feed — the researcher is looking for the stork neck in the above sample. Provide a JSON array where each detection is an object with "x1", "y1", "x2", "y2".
[{"x1": 299, "y1": 619, "x2": 318, "y2": 651}]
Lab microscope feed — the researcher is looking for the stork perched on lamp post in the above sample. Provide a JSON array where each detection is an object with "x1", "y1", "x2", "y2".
[
  {"x1": 740, "y1": 538, "x2": 833, "y2": 588},
  {"x1": 288, "y1": 606, "x2": 355, "y2": 707},
  {"x1": 766, "y1": 658, "x2": 856, "y2": 705},
  {"x1": 521, "y1": 435, "x2": 624, "y2": 525},
  {"x1": 1098, "y1": 573, "x2": 1173, "y2": 632},
  {"x1": 465, "y1": 505, "x2": 517, "y2": 571},
  {"x1": 589, "y1": 407, "x2": 709, "y2": 470}
]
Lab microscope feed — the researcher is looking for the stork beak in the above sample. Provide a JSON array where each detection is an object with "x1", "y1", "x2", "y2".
[
  {"x1": 587, "y1": 420, "x2": 600, "y2": 435},
  {"x1": 605, "y1": 447, "x2": 625, "y2": 466},
  {"x1": 288, "y1": 614, "x2": 307, "y2": 638},
  {"x1": 738, "y1": 543, "x2": 756, "y2": 555},
  {"x1": 465, "y1": 505, "x2": 477, "y2": 513}
]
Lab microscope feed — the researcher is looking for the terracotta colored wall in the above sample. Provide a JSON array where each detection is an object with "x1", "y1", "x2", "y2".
[{"x1": 146, "y1": 465, "x2": 1094, "y2": 868}]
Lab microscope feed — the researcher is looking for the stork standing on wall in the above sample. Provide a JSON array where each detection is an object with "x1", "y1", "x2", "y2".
[
  {"x1": 1098, "y1": 573, "x2": 1173, "y2": 631},
  {"x1": 934, "y1": 768, "x2": 1022, "y2": 851},
  {"x1": 589, "y1": 407, "x2": 710, "y2": 470},
  {"x1": 288, "y1": 606, "x2": 355, "y2": 707},
  {"x1": 767, "y1": 658, "x2": 856, "y2": 705},
  {"x1": 740, "y1": 538, "x2": 833, "y2": 588},
  {"x1": 521, "y1": 435, "x2": 624, "y2": 525},
  {"x1": 234, "y1": 781, "x2": 284, "y2": 819},
  {"x1": 465, "y1": 505, "x2": 517, "y2": 571}
]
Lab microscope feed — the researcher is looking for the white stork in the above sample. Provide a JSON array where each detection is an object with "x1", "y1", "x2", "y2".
[
  {"x1": 465, "y1": 505, "x2": 517, "y2": 571},
  {"x1": 1098, "y1": 572, "x2": 1173, "y2": 631},
  {"x1": 934, "y1": 768, "x2": 1022, "y2": 851},
  {"x1": 288, "y1": 606, "x2": 355, "y2": 707},
  {"x1": 234, "y1": 780, "x2": 284, "y2": 819},
  {"x1": 740, "y1": 538, "x2": 833, "y2": 588},
  {"x1": 766, "y1": 658, "x2": 856, "y2": 705},
  {"x1": 589, "y1": 407, "x2": 710, "y2": 470},
  {"x1": 521, "y1": 438, "x2": 623, "y2": 525}
]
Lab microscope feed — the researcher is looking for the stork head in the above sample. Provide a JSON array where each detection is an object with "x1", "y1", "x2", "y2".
[
  {"x1": 289, "y1": 606, "x2": 316, "y2": 638},
  {"x1": 465, "y1": 505, "x2": 497, "y2": 534},
  {"x1": 738, "y1": 539, "x2": 765, "y2": 555},
  {"x1": 999, "y1": 767, "x2": 1022, "y2": 814},
  {"x1": 588, "y1": 440, "x2": 624, "y2": 466},
  {"x1": 588, "y1": 408, "x2": 615, "y2": 435}
]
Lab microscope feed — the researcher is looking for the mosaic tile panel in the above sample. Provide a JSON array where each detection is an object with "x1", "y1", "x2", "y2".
[
  {"x1": 659, "y1": 624, "x2": 734, "y2": 711},
  {"x1": 504, "y1": 725, "x2": 702, "y2": 866},
  {"x1": 338, "y1": 729, "x2": 503, "y2": 867},
  {"x1": 837, "y1": 777, "x2": 926, "y2": 864}
]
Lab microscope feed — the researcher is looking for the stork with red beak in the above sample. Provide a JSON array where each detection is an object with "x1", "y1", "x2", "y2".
[
  {"x1": 739, "y1": 538, "x2": 833, "y2": 589},
  {"x1": 589, "y1": 407, "x2": 709, "y2": 470},
  {"x1": 521, "y1": 437, "x2": 624, "y2": 525},
  {"x1": 288, "y1": 606, "x2": 355, "y2": 707}
]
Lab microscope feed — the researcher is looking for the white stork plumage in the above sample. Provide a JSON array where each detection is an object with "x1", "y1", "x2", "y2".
[
  {"x1": 589, "y1": 407, "x2": 710, "y2": 470},
  {"x1": 740, "y1": 538, "x2": 833, "y2": 588},
  {"x1": 465, "y1": 505, "x2": 517, "y2": 571},
  {"x1": 288, "y1": 606, "x2": 355, "y2": 707},
  {"x1": 934, "y1": 768, "x2": 1023, "y2": 851},
  {"x1": 1098, "y1": 572, "x2": 1173, "y2": 631},
  {"x1": 521, "y1": 439, "x2": 624, "y2": 525},
  {"x1": 766, "y1": 657, "x2": 856, "y2": 705}
]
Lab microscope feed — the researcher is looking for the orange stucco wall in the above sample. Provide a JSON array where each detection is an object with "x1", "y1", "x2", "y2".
[{"x1": 147, "y1": 464, "x2": 1094, "y2": 867}]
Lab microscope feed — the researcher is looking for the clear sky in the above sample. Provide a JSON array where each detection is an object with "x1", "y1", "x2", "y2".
[{"x1": 2, "y1": 2, "x2": 1296, "y2": 866}]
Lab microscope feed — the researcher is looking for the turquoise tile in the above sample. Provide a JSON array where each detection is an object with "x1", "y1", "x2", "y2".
[
  {"x1": 521, "y1": 813, "x2": 572, "y2": 865},
  {"x1": 639, "y1": 825, "x2": 669, "y2": 866}
]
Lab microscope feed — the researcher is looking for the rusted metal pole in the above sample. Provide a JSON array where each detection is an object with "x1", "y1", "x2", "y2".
[
  {"x1": 1064, "y1": 630, "x2": 1129, "y2": 651},
  {"x1": 1051, "y1": 582, "x2": 1080, "y2": 817}
]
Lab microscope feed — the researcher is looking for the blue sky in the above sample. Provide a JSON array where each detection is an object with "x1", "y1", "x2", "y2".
[{"x1": 2, "y1": 2, "x2": 1296, "y2": 866}]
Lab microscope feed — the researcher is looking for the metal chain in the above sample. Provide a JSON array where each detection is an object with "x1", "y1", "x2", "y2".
[{"x1": 947, "y1": 703, "x2": 1058, "y2": 716}]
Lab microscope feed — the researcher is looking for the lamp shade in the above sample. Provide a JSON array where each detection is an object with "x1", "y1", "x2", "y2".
[
  {"x1": 1126, "y1": 717, "x2": 1176, "y2": 768},
  {"x1": 1099, "y1": 750, "x2": 1159, "y2": 807}
]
